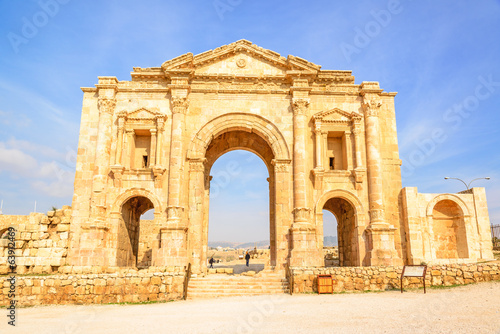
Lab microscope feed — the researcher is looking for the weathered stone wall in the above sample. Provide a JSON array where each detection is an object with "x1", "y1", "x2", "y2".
[
  {"x1": 0, "y1": 207, "x2": 72, "y2": 274},
  {"x1": 291, "y1": 263, "x2": 500, "y2": 293},
  {"x1": 0, "y1": 270, "x2": 185, "y2": 306}
]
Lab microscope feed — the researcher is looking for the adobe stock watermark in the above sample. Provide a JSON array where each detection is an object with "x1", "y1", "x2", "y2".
[
  {"x1": 401, "y1": 74, "x2": 500, "y2": 178},
  {"x1": 236, "y1": 294, "x2": 286, "y2": 334},
  {"x1": 7, "y1": 0, "x2": 72, "y2": 54},
  {"x1": 209, "y1": 151, "x2": 257, "y2": 199},
  {"x1": 340, "y1": 0, "x2": 410, "y2": 63},
  {"x1": 213, "y1": 0, "x2": 243, "y2": 21},
  {"x1": 6, "y1": 227, "x2": 17, "y2": 327}
]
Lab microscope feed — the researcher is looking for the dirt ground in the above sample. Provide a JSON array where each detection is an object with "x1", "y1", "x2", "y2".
[{"x1": 2, "y1": 281, "x2": 499, "y2": 334}]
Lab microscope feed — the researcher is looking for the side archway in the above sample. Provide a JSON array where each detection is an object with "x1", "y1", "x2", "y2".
[{"x1": 315, "y1": 189, "x2": 366, "y2": 266}]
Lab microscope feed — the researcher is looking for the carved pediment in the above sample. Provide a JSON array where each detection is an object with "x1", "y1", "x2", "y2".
[
  {"x1": 313, "y1": 108, "x2": 361, "y2": 125},
  {"x1": 120, "y1": 108, "x2": 164, "y2": 121},
  {"x1": 161, "y1": 40, "x2": 321, "y2": 76}
]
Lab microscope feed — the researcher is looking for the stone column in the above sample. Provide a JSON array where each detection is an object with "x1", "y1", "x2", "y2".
[
  {"x1": 312, "y1": 120, "x2": 324, "y2": 190},
  {"x1": 155, "y1": 116, "x2": 165, "y2": 166},
  {"x1": 352, "y1": 116, "x2": 365, "y2": 188},
  {"x1": 149, "y1": 129, "x2": 157, "y2": 167},
  {"x1": 288, "y1": 96, "x2": 322, "y2": 267},
  {"x1": 115, "y1": 116, "x2": 125, "y2": 165},
  {"x1": 125, "y1": 129, "x2": 135, "y2": 168},
  {"x1": 154, "y1": 96, "x2": 189, "y2": 267},
  {"x1": 361, "y1": 83, "x2": 402, "y2": 266},
  {"x1": 362, "y1": 98, "x2": 385, "y2": 226},
  {"x1": 166, "y1": 96, "x2": 188, "y2": 223},
  {"x1": 314, "y1": 121, "x2": 323, "y2": 170},
  {"x1": 91, "y1": 96, "x2": 116, "y2": 223},
  {"x1": 187, "y1": 158, "x2": 206, "y2": 273},
  {"x1": 292, "y1": 98, "x2": 310, "y2": 222}
]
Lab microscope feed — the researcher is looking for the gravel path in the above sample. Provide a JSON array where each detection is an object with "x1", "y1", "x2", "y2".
[{"x1": 3, "y1": 281, "x2": 500, "y2": 334}]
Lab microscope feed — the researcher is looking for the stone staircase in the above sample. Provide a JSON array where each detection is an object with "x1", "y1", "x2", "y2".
[{"x1": 187, "y1": 270, "x2": 290, "y2": 299}]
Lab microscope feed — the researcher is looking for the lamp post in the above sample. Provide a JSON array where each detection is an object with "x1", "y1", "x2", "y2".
[{"x1": 444, "y1": 177, "x2": 491, "y2": 190}]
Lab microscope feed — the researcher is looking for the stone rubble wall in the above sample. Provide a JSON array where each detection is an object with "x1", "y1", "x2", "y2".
[
  {"x1": 0, "y1": 270, "x2": 185, "y2": 306},
  {"x1": 0, "y1": 207, "x2": 72, "y2": 274},
  {"x1": 291, "y1": 263, "x2": 500, "y2": 293}
]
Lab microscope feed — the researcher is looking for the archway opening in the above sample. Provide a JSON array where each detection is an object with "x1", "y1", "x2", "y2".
[
  {"x1": 323, "y1": 197, "x2": 358, "y2": 266},
  {"x1": 322, "y1": 210, "x2": 339, "y2": 266},
  {"x1": 432, "y1": 199, "x2": 468, "y2": 259},
  {"x1": 137, "y1": 208, "x2": 155, "y2": 268},
  {"x1": 203, "y1": 129, "x2": 276, "y2": 273},
  {"x1": 208, "y1": 150, "x2": 270, "y2": 273},
  {"x1": 118, "y1": 196, "x2": 154, "y2": 267}
]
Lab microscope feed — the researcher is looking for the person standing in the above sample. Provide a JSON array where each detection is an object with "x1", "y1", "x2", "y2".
[
  {"x1": 245, "y1": 251, "x2": 250, "y2": 267},
  {"x1": 209, "y1": 257, "x2": 214, "y2": 268}
]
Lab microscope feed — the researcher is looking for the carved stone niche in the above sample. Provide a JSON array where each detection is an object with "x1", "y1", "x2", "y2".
[
  {"x1": 311, "y1": 108, "x2": 364, "y2": 189},
  {"x1": 113, "y1": 108, "x2": 167, "y2": 182}
]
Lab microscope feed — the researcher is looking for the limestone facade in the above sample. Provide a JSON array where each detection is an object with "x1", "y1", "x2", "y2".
[{"x1": 55, "y1": 40, "x2": 495, "y2": 273}]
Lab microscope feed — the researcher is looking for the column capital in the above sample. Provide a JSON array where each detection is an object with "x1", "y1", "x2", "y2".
[
  {"x1": 98, "y1": 98, "x2": 116, "y2": 114},
  {"x1": 271, "y1": 159, "x2": 291, "y2": 173},
  {"x1": 369, "y1": 208, "x2": 386, "y2": 224},
  {"x1": 362, "y1": 100, "x2": 382, "y2": 117},
  {"x1": 171, "y1": 96, "x2": 189, "y2": 114},
  {"x1": 149, "y1": 128, "x2": 157, "y2": 135},
  {"x1": 293, "y1": 207, "x2": 312, "y2": 223},
  {"x1": 291, "y1": 98, "x2": 310, "y2": 116},
  {"x1": 189, "y1": 158, "x2": 207, "y2": 172}
]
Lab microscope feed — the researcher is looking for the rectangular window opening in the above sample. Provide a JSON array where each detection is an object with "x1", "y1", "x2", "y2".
[{"x1": 329, "y1": 157, "x2": 335, "y2": 170}]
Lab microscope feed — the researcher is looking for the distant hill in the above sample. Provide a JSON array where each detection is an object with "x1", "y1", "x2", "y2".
[
  {"x1": 208, "y1": 240, "x2": 269, "y2": 249},
  {"x1": 324, "y1": 236, "x2": 338, "y2": 247},
  {"x1": 208, "y1": 237, "x2": 337, "y2": 248}
]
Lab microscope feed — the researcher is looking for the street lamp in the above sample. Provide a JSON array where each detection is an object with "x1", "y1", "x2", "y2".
[{"x1": 444, "y1": 177, "x2": 491, "y2": 190}]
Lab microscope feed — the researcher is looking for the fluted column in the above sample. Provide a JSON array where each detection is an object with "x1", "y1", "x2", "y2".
[
  {"x1": 91, "y1": 97, "x2": 116, "y2": 222},
  {"x1": 115, "y1": 116, "x2": 125, "y2": 165},
  {"x1": 156, "y1": 116, "x2": 165, "y2": 166},
  {"x1": 314, "y1": 121, "x2": 323, "y2": 169},
  {"x1": 292, "y1": 98, "x2": 310, "y2": 223},
  {"x1": 352, "y1": 116, "x2": 363, "y2": 170},
  {"x1": 166, "y1": 96, "x2": 188, "y2": 224},
  {"x1": 362, "y1": 98, "x2": 385, "y2": 226},
  {"x1": 125, "y1": 129, "x2": 135, "y2": 168},
  {"x1": 361, "y1": 83, "x2": 402, "y2": 266},
  {"x1": 149, "y1": 129, "x2": 157, "y2": 167},
  {"x1": 188, "y1": 158, "x2": 207, "y2": 273}
]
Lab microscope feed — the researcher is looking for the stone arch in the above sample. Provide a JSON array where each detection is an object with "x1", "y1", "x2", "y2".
[
  {"x1": 426, "y1": 194, "x2": 470, "y2": 218},
  {"x1": 110, "y1": 188, "x2": 162, "y2": 215},
  {"x1": 187, "y1": 113, "x2": 291, "y2": 161},
  {"x1": 427, "y1": 195, "x2": 470, "y2": 260},
  {"x1": 315, "y1": 189, "x2": 365, "y2": 219},
  {"x1": 315, "y1": 189, "x2": 366, "y2": 266}
]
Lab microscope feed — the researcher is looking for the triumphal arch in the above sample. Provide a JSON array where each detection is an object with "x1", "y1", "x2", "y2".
[{"x1": 67, "y1": 40, "x2": 494, "y2": 274}]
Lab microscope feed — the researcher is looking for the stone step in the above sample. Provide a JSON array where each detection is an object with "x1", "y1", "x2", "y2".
[{"x1": 187, "y1": 275, "x2": 290, "y2": 299}]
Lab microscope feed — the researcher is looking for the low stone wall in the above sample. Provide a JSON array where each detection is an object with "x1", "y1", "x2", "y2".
[
  {"x1": 0, "y1": 270, "x2": 186, "y2": 307},
  {"x1": 0, "y1": 207, "x2": 72, "y2": 274},
  {"x1": 291, "y1": 263, "x2": 500, "y2": 293}
]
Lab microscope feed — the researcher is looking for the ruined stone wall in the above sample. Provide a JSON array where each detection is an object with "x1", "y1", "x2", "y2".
[
  {"x1": 0, "y1": 270, "x2": 185, "y2": 307},
  {"x1": 291, "y1": 263, "x2": 500, "y2": 293},
  {"x1": 0, "y1": 207, "x2": 71, "y2": 274}
]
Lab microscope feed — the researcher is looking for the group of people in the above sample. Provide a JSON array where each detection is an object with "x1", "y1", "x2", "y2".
[{"x1": 208, "y1": 251, "x2": 251, "y2": 268}]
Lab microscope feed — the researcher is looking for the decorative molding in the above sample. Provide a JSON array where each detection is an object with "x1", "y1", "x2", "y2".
[
  {"x1": 292, "y1": 98, "x2": 310, "y2": 116},
  {"x1": 293, "y1": 207, "x2": 311, "y2": 223},
  {"x1": 362, "y1": 100, "x2": 382, "y2": 117},
  {"x1": 167, "y1": 206, "x2": 185, "y2": 220},
  {"x1": 171, "y1": 96, "x2": 189, "y2": 114},
  {"x1": 271, "y1": 159, "x2": 291, "y2": 173},
  {"x1": 189, "y1": 158, "x2": 207, "y2": 172},
  {"x1": 97, "y1": 98, "x2": 116, "y2": 114},
  {"x1": 369, "y1": 208, "x2": 385, "y2": 222}
]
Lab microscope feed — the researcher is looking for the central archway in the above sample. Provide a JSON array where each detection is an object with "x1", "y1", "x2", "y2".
[{"x1": 187, "y1": 113, "x2": 292, "y2": 273}]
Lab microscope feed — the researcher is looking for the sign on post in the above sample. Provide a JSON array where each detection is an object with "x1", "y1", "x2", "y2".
[{"x1": 400, "y1": 265, "x2": 427, "y2": 294}]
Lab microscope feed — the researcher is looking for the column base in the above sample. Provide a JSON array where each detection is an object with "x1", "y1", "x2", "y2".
[
  {"x1": 288, "y1": 224, "x2": 322, "y2": 267},
  {"x1": 152, "y1": 226, "x2": 189, "y2": 267},
  {"x1": 366, "y1": 225, "x2": 403, "y2": 266}
]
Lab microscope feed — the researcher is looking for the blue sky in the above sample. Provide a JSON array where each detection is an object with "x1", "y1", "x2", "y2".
[{"x1": 0, "y1": 1, "x2": 499, "y2": 243}]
